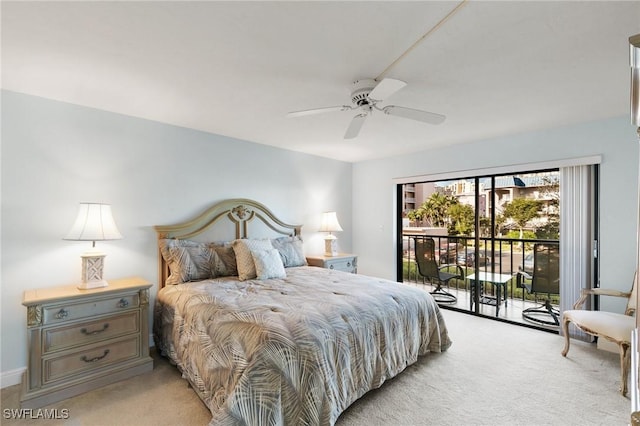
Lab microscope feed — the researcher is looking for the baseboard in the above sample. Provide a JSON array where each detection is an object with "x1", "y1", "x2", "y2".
[
  {"x1": 0, "y1": 336, "x2": 155, "y2": 390},
  {"x1": 1, "y1": 367, "x2": 25, "y2": 389}
]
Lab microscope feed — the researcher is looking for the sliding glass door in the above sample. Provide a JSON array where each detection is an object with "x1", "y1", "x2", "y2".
[{"x1": 398, "y1": 169, "x2": 570, "y2": 328}]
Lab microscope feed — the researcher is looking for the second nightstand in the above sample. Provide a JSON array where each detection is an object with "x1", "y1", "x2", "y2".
[{"x1": 306, "y1": 253, "x2": 357, "y2": 274}]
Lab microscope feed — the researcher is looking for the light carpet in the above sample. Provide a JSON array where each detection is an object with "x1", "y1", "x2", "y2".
[{"x1": 1, "y1": 309, "x2": 630, "y2": 425}]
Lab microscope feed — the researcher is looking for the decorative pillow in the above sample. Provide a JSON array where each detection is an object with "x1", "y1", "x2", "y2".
[
  {"x1": 251, "y1": 248, "x2": 286, "y2": 280},
  {"x1": 159, "y1": 239, "x2": 219, "y2": 285},
  {"x1": 164, "y1": 246, "x2": 199, "y2": 285},
  {"x1": 271, "y1": 236, "x2": 307, "y2": 267},
  {"x1": 209, "y1": 242, "x2": 238, "y2": 277},
  {"x1": 232, "y1": 239, "x2": 274, "y2": 281}
]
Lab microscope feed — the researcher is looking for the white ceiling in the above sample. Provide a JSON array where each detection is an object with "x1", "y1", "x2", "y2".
[{"x1": 2, "y1": 1, "x2": 639, "y2": 163}]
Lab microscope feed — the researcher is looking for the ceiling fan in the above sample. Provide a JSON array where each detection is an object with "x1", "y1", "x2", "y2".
[{"x1": 287, "y1": 78, "x2": 446, "y2": 139}]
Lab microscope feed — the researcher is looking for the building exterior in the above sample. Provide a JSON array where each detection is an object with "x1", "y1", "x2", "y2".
[{"x1": 402, "y1": 172, "x2": 559, "y2": 229}]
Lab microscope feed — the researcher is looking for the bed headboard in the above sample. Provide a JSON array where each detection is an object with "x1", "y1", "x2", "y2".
[{"x1": 154, "y1": 198, "x2": 302, "y2": 289}]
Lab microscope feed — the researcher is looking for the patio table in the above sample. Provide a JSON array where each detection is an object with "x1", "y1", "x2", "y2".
[{"x1": 467, "y1": 272, "x2": 514, "y2": 317}]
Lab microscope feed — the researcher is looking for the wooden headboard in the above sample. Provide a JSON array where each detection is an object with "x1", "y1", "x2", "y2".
[{"x1": 154, "y1": 198, "x2": 302, "y2": 288}]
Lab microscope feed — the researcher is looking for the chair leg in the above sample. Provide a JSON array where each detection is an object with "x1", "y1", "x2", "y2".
[
  {"x1": 620, "y1": 342, "x2": 630, "y2": 397},
  {"x1": 561, "y1": 317, "x2": 571, "y2": 357},
  {"x1": 427, "y1": 279, "x2": 457, "y2": 304},
  {"x1": 522, "y1": 299, "x2": 559, "y2": 326},
  {"x1": 430, "y1": 285, "x2": 457, "y2": 304},
  {"x1": 562, "y1": 319, "x2": 630, "y2": 396}
]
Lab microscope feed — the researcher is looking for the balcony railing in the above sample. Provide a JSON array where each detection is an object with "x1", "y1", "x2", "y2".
[{"x1": 402, "y1": 233, "x2": 560, "y2": 304}]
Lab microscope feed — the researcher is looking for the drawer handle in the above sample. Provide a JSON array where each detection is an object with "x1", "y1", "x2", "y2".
[
  {"x1": 329, "y1": 265, "x2": 334, "y2": 269},
  {"x1": 117, "y1": 299, "x2": 129, "y2": 308},
  {"x1": 347, "y1": 262, "x2": 351, "y2": 267},
  {"x1": 55, "y1": 309, "x2": 69, "y2": 319},
  {"x1": 81, "y1": 349, "x2": 110, "y2": 363},
  {"x1": 81, "y1": 323, "x2": 109, "y2": 336}
]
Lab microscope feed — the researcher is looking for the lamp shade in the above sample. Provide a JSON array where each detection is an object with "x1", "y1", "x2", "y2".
[
  {"x1": 319, "y1": 211, "x2": 343, "y2": 233},
  {"x1": 64, "y1": 203, "x2": 123, "y2": 242}
]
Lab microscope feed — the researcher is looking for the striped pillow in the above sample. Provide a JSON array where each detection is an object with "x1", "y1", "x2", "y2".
[
  {"x1": 271, "y1": 236, "x2": 307, "y2": 267},
  {"x1": 159, "y1": 239, "x2": 219, "y2": 285}
]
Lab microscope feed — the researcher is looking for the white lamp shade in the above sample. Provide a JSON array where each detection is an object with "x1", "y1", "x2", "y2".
[
  {"x1": 319, "y1": 211, "x2": 343, "y2": 233},
  {"x1": 64, "y1": 203, "x2": 123, "y2": 242}
]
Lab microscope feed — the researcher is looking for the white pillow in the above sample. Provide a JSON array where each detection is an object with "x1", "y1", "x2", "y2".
[
  {"x1": 251, "y1": 248, "x2": 286, "y2": 280},
  {"x1": 232, "y1": 239, "x2": 274, "y2": 281}
]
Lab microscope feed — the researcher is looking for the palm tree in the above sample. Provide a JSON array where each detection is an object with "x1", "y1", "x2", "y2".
[{"x1": 422, "y1": 192, "x2": 457, "y2": 227}]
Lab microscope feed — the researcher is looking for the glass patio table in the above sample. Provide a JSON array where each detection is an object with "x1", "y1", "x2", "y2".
[{"x1": 467, "y1": 272, "x2": 514, "y2": 317}]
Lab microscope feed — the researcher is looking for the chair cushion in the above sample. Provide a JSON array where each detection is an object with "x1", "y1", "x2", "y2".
[{"x1": 563, "y1": 310, "x2": 635, "y2": 344}]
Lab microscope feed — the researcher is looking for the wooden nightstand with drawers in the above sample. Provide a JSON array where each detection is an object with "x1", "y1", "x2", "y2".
[
  {"x1": 306, "y1": 253, "x2": 358, "y2": 274},
  {"x1": 20, "y1": 277, "x2": 154, "y2": 409}
]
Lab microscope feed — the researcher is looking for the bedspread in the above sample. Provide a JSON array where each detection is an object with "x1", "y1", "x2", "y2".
[{"x1": 154, "y1": 266, "x2": 451, "y2": 425}]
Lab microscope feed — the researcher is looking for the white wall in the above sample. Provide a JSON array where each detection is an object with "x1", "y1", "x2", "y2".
[
  {"x1": 0, "y1": 91, "x2": 353, "y2": 382},
  {"x1": 353, "y1": 116, "x2": 638, "y2": 313}
]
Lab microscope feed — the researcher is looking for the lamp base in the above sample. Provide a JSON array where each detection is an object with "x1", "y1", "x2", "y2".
[
  {"x1": 77, "y1": 279, "x2": 109, "y2": 290},
  {"x1": 324, "y1": 236, "x2": 338, "y2": 257},
  {"x1": 78, "y1": 251, "x2": 109, "y2": 290}
]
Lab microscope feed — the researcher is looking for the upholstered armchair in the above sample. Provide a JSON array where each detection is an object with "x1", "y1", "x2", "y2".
[{"x1": 561, "y1": 275, "x2": 637, "y2": 396}]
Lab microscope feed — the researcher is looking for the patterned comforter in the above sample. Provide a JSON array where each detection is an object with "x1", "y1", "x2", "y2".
[{"x1": 154, "y1": 266, "x2": 451, "y2": 425}]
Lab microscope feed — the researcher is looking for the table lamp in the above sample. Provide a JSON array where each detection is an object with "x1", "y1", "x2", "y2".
[
  {"x1": 64, "y1": 203, "x2": 123, "y2": 289},
  {"x1": 319, "y1": 211, "x2": 343, "y2": 257}
]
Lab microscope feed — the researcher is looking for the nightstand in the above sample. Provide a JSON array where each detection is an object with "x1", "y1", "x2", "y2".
[
  {"x1": 306, "y1": 253, "x2": 358, "y2": 274},
  {"x1": 20, "y1": 277, "x2": 154, "y2": 409}
]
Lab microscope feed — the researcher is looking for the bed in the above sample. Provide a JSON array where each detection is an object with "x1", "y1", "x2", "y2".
[{"x1": 153, "y1": 198, "x2": 451, "y2": 425}]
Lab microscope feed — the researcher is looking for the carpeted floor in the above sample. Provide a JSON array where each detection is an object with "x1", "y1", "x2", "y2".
[{"x1": 1, "y1": 309, "x2": 630, "y2": 425}]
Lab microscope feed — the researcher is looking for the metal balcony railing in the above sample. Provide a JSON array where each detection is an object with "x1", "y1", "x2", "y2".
[{"x1": 402, "y1": 233, "x2": 560, "y2": 303}]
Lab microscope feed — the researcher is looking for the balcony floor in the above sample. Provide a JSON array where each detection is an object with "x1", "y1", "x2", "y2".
[{"x1": 405, "y1": 281, "x2": 560, "y2": 333}]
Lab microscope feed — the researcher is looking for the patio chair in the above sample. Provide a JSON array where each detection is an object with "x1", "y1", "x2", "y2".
[
  {"x1": 515, "y1": 243, "x2": 560, "y2": 326},
  {"x1": 561, "y1": 273, "x2": 637, "y2": 396},
  {"x1": 414, "y1": 237, "x2": 463, "y2": 304}
]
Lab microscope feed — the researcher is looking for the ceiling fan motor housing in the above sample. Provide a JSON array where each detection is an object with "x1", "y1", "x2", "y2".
[{"x1": 350, "y1": 79, "x2": 377, "y2": 106}]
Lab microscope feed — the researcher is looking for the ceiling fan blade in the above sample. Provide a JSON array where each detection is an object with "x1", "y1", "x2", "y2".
[
  {"x1": 344, "y1": 114, "x2": 368, "y2": 139},
  {"x1": 287, "y1": 105, "x2": 351, "y2": 118},
  {"x1": 383, "y1": 105, "x2": 446, "y2": 125},
  {"x1": 368, "y1": 78, "x2": 407, "y2": 101}
]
